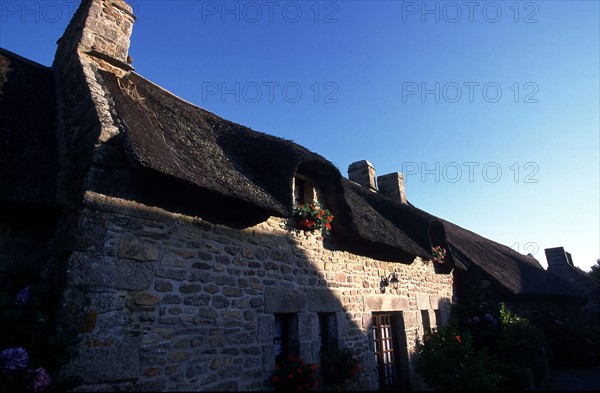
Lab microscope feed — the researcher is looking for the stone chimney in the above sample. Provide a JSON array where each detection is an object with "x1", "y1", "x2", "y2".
[
  {"x1": 348, "y1": 160, "x2": 377, "y2": 191},
  {"x1": 377, "y1": 172, "x2": 407, "y2": 204},
  {"x1": 53, "y1": 0, "x2": 136, "y2": 203},
  {"x1": 54, "y1": 0, "x2": 135, "y2": 72},
  {"x1": 545, "y1": 247, "x2": 574, "y2": 270}
]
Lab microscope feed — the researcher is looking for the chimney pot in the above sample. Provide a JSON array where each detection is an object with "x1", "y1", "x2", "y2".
[{"x1": 348, "y1": 160, "x2": 377, "y2": 191}]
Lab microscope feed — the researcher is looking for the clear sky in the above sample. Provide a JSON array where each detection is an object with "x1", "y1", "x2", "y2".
[{"x1": 1, "y1": 0, "x2": 598, "y2": 271}]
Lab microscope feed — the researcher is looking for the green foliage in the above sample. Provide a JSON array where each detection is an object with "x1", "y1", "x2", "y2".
[
  {"x1": 496, "y1": 304, "x2": 548, "y2": 389},
  {"x1": 320, "y1": 346, "x2": 361, "y2": 390},
  {"x1": 415, "y1": 303, "x2": 559, "y2": 391},
  {"x1": 292, "y1": 201, "x2": 334, "y2": 232},
  {"x1": 498, "y1": 304, "x2": 545, "y2": 365},
  {"x1": 536, "y1": 310, "x2": 600, "y2": 368},
  {"x1": 431, "y1": 246, "x2": 447, "y2": 264},
  {"x1": 272, "y1": 355, "x2": 319, "y2": 392},
  {"x1": 0, "y1": 273, "x2": 82, "y2": 392},
  {"x1": 414, "y1": 322, "x2": 501, "y2": 391}
]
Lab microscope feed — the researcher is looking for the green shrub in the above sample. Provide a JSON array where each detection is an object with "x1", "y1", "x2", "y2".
[
  {"x1": 0, "y1": 274, "x2": 81, "y2": 392},
  {"x1": 497, "y1": 304, "x2": 549, "y2": 389},
  {"x1": 529, "y1": 307, "x2": 600, "y2": 368},
  {"x1": 414, "y1": 322, "x2": 501, "y2": 391}
]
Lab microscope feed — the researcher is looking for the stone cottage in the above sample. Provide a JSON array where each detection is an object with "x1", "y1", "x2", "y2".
[{"x1": 0, "y1": 0, "x2": 588, "y2": 391}]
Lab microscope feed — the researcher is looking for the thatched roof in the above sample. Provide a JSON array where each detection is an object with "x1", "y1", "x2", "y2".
[
  {"x1": 95, "y1": 69, "x2": 587, "y2": 302},
  {"x1": 329, "y1": 179, "x2": 440, "y2": 262},
  {"x1": 0, "y1": 43, "x2": 585, "y2": 301},
  {"x1": 101, "y1": 71, "x2": 340, "y2": 217},
  {"x1": 98, "y1": 70, "x2": 442, "y2": 262},
  {"x1": 0, "y1": 48, "x2": 59, "y2": 207},
  {"x1": 441, "y1": 218, "x2": 586, "y2": 300}
]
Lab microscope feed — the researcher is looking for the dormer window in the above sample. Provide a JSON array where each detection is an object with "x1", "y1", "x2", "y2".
[
  {"x1": 294, "y1": 174, "x2": 315, "y2": 205},
  {"x1": 292, "y1": 173, "x2": 334, "y2": 233}
]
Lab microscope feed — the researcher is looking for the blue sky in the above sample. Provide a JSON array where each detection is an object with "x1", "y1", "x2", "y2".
[{"x1": 1, "y1": 0, "x2": 598, "y2": 270}]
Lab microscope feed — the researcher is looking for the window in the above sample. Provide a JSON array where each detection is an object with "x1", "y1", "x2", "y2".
[
  {"x1": 274, "y1": 313, "x2": 300, "y2": 362},
  {"x1": 294, "y1": 175, "x2": 315, "y2": 205},
  {"x1": 319, "y1": 313, "x2": 338, "y2": 355},
  {"x1": 421, "y1": 310, "x2": 431, "y2": 333},
  {"x1": 294, "y1": 177, "x2": 305, "y2": 204},
  {"x1": 434, "y1": 309, "x2": 442, "y2": 328},
  {"x1": 372, "y1": 312, "x2": 407, "y2": 390},
  {"x1": 274, "y1": 314, "x2": 290, "y2": 362}
]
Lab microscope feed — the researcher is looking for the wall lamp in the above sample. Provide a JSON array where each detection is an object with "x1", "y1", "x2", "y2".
[{"x1": 380, "y1": 272, "x2": 399, "y2": 293}]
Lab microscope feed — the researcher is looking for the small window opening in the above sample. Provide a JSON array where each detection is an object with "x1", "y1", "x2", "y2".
[
  {"x1": 294, "y1": 175, "x2": 315, "y2": 205},
  {"x1": 421, "y1": 310, "x2": 431, "y2": 334},
  {"x1": 434, "y1": 309, "x2": 442, "y2": 327},
  {"x1": 319, "y1": 313, "x2": 338, "y2": 355},
  {"x1": 274, "y1": 314, "x2": 290, "y2": 362}
]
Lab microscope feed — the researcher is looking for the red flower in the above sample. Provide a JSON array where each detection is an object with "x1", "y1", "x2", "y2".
[
  {"x1": 293, "y1": 202, "x2": 334, "y2": 232},
  {"x1": 300, "y1": 219, "x2": 314, "y2": 229},
  {"x1": 310, "y1": 364, "x2": 317, "y2": 371},
  {"x1": 456, "y1": 335, "x2": 462, "y2": 343},
  {"x1": 288, "y1": 373, "x2": 294, "y2": 380}
]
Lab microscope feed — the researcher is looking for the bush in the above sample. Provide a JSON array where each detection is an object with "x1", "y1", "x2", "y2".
[
  {"x1": 536, "y1": 311, "x2": 600, "y2": 368},
  {"x1": 320, "y1": 346, "x2": 361, "y2": 390},
  {"x1": 415, "y1": 302, "x2": 600, "y2": 390},
  {"x1": 496, "y1": 304, "x2": 549, "y2": 389},
  {"x1": 0, "y1": 274, "x2": 81, "y2": 392},
  {"x1": 414, "y1": 322, "x2": 501, "y2": 391}
]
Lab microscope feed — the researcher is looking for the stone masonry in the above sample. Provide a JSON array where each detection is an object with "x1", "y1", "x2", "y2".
[{"x1": 59, "y1": 192, "x2": 453, "y2": 391}]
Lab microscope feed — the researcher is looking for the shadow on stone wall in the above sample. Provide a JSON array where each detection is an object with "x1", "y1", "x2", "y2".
[
  {"x1": 55, "y1": 191, "x2": 456, "y2": 391},
  {"x1": 57, "y1": 196, "x2": 360, "y2": 391}
]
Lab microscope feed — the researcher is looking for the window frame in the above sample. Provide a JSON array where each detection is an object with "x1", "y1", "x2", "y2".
[{"x1": 294, "y1": 174, "x2": 315, "y2": 205}]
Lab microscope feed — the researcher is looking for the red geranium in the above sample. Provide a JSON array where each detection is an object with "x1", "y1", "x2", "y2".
[
  {"x1": 293, "y1": 202, "x2": 334, "y2": 233},
  {"x1": 272, "y1": 355, "x2": 319, "y2": 391}
]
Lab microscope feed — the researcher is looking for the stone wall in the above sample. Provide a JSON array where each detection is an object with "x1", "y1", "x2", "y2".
[{"x1": 59, "y1": 192, "x2": 453, "y2": 391}]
